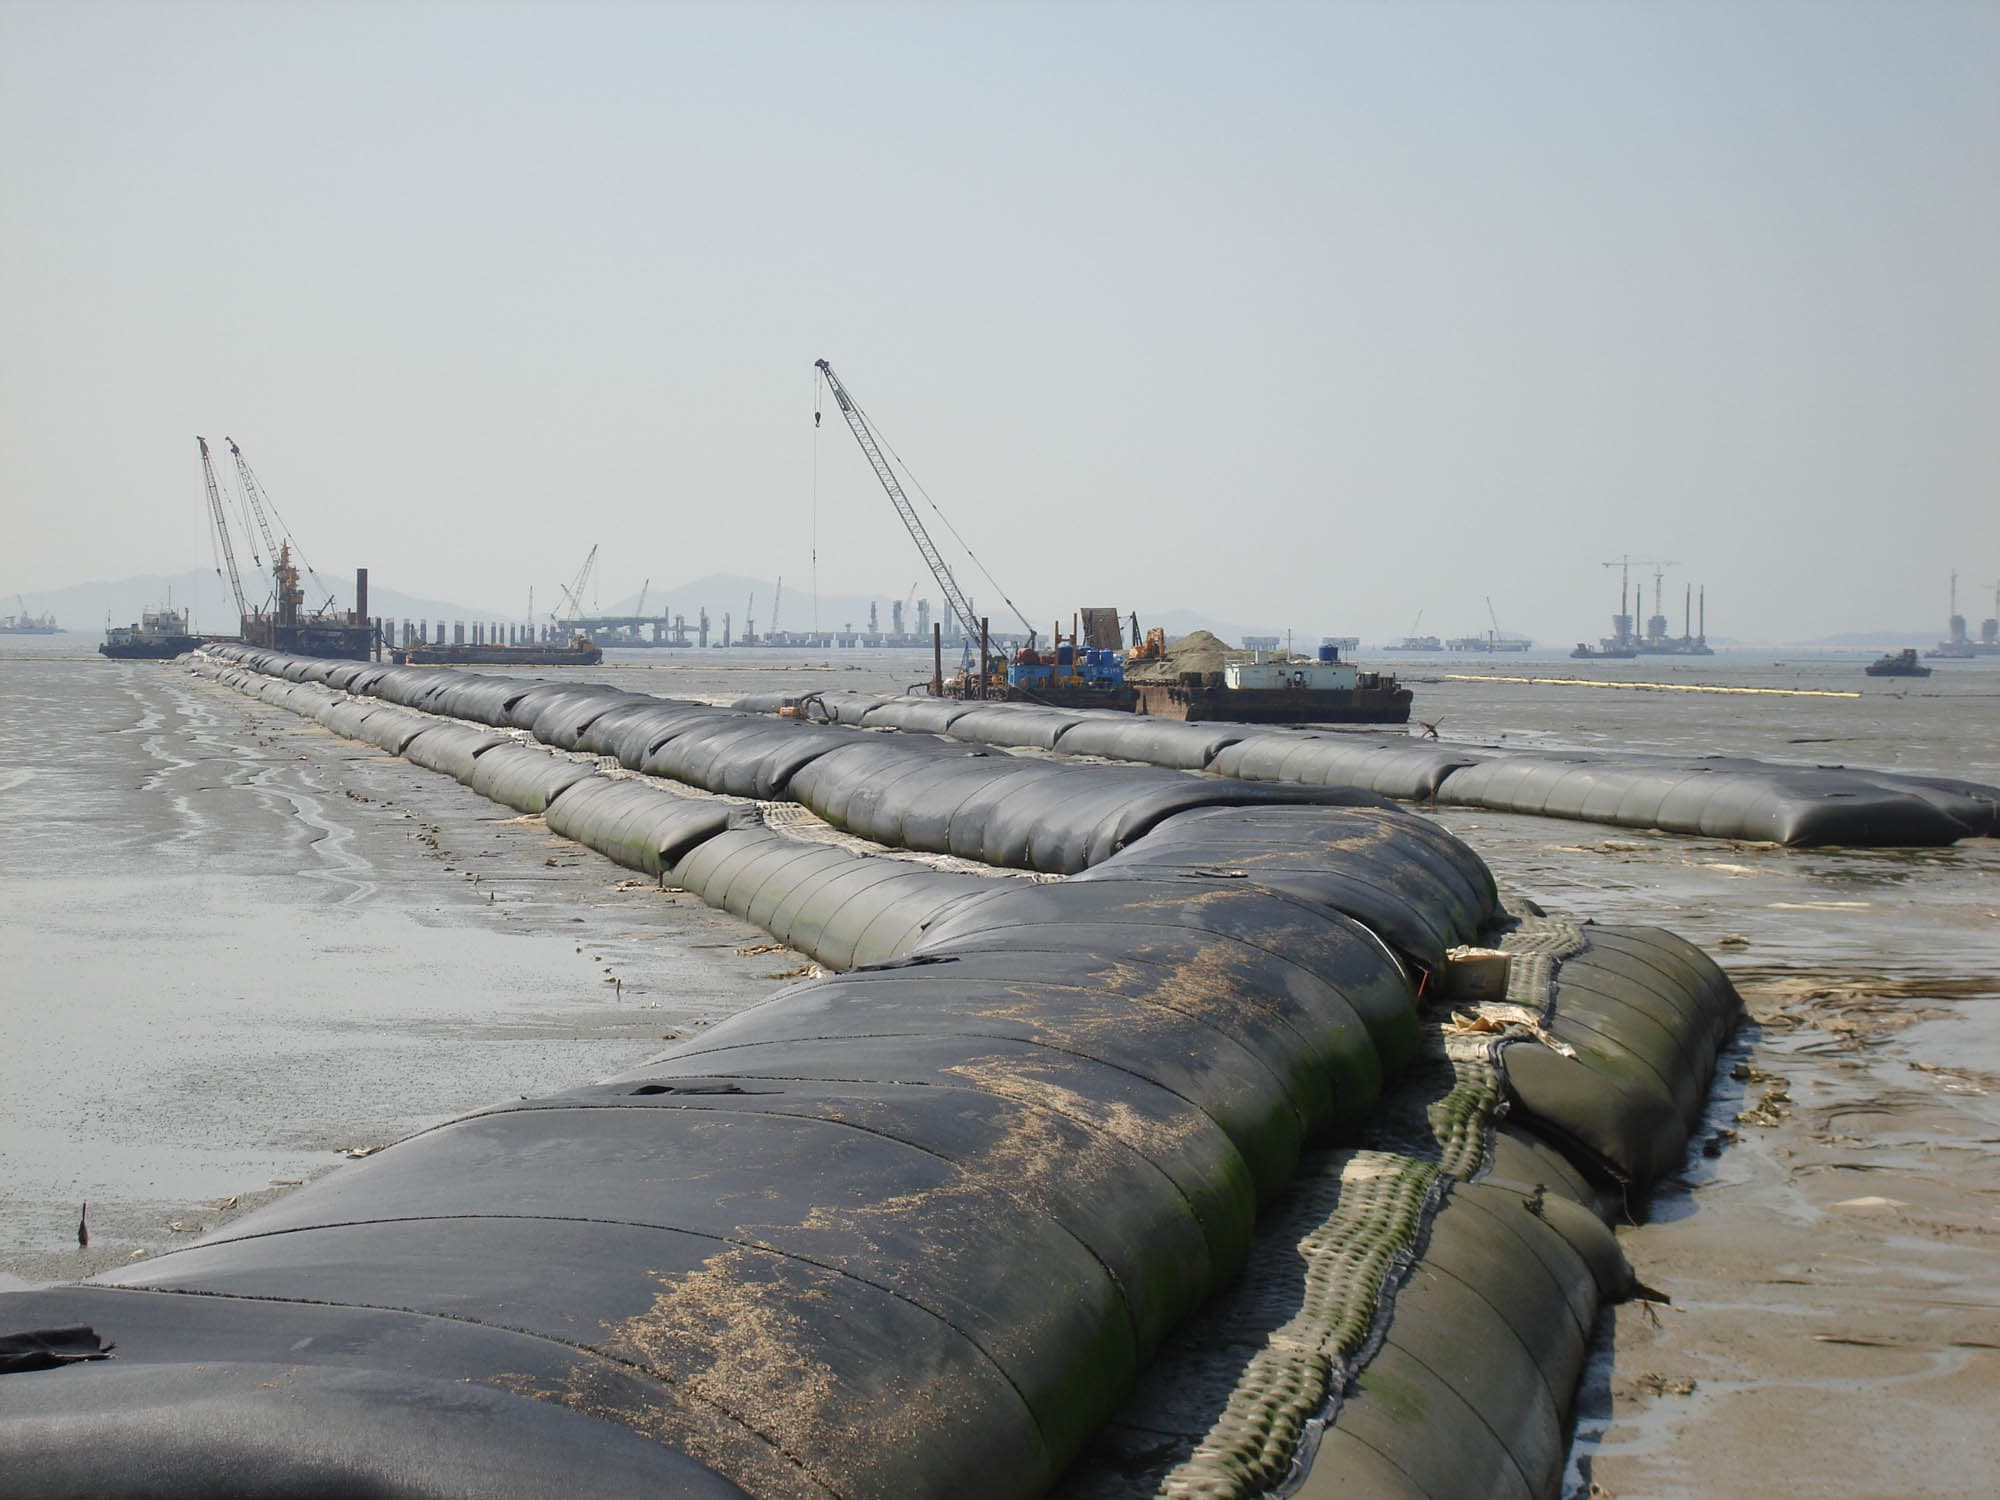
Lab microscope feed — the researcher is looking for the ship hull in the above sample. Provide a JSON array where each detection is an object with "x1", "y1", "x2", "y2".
[
  {"x1": 392, "y1": 643, "x2": 604, "y2": 667},
  {"x1": 240, "y1": 621, "x2": 376, "y2": 661},
  {"x1": 1130, "y1": 681, "x2": 1412, "y2": 725},
  {"x1": 99, "y1": 637, "x2": 201, "y2": 660},
  {"x1": 1004, "y1": 684, "x2": 1134, "y2": 710}
]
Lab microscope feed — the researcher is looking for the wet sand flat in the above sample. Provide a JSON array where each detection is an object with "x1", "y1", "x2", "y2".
[{"x1": 0, "y1": 654, "x2": 796, "y2": 1285}]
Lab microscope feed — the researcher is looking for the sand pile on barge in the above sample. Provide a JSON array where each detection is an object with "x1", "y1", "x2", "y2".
[{"x1": 1127, "y1": 629, "x2": 1256, "y2": 682}]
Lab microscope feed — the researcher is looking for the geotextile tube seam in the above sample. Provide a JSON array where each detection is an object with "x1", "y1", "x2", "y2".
[{"x1": 1, "y1": 648, "x2": 1736, "y2": 1500}]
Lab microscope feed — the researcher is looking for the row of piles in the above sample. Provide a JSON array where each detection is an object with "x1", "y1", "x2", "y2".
[
  {"x1": 1, "y1": 648, "x2": 1741, "y2": 1500},
  {"x1": 734, "y1": 688, "x2": 2000, "y2": 847}
]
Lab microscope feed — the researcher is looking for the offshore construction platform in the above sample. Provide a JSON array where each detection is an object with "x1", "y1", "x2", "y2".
[
  {"x1": 1573, "y1": 555, "x2": 1714, "y2": 659},
  {"x1": 199, "y1": 437, "x2": 377, "y2": 660}
]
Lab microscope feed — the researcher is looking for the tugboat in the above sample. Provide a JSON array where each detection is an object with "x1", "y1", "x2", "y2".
[
  {"x1": 1865, "y1": 648, "x2": 1931, "y2": 678},
  {"x1": 100, "y1": 604, "x2": 202, "y2": 659}
]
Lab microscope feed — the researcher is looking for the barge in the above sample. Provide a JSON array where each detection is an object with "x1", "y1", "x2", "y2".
[
  {"x1": 238, "y1": 551, "x2": 377, "y2": 661},
  {"x1": 1131, "y1": 649, "x2": 1412, "y2": 724},
  {"x1": 392, "y1": 636, "x2": 603, "y2": 667}
]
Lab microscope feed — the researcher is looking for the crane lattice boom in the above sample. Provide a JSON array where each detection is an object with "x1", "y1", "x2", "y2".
[
  {"x1": 815, "y1": 359, "x2": 980, "y2": 642},
  {"x1": 225, "y1": 438, "x2": 283, "y2": 568},
  {"x1": 197, "y1": 436, "x2": 249, "y2": 622},
  {"x1": 555, "y1": 545, "x2": 599, "y2": 625},
  {"x1": 815, "y1": 359, "x2": 1035, "y2": 648}
]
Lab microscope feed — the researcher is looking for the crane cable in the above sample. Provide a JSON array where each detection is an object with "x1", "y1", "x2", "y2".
[
  {"x1": 811, "y1": 370, "x2": 822, "y2": 644},
  {"x1": 842, "y1": 384, "x2": 1038, "y2": 644}
]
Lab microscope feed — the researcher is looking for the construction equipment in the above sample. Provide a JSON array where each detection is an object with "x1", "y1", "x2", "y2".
[
  {"x1": 635, "y1": 579, "x2": 649, "y2": 618},
  {"x1": 770, "y1": 577, "x2": 783, "y2": 637},
  {"x1": 814, "y1": 358, "x2": 1036, "y2": 650},
  {"x1": 1127, "y1": 625, "x2": 1167, "y2": 664},
  {"x1": 224, "y1": 438, "x2": 281, "y2": 567},
  {"x1": 553, "y1": 545, "x2": 599, "y2": 627},
  {"x1": 197, "y1": 437, "x2": 250, "y2": 622},
  {"x1": 225, "y1": 439, "x2": 337, "y2": 613},
  {"x1": 1600, "y1": 557, "x2": 1678, "y2": 638}
]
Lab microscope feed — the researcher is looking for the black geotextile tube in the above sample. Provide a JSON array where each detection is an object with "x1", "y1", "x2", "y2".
[
  {"x1": 529, "y1": 687, "x2": 658, "y2": 749},
  {"x1": 151, "y1": 650, "x2": 1743, "y2": 1500},
  {"x1": 15, "y1": 664, "x2": 1453, "y2": 1499},
  {"x1": 645, "y1": 718, "x2": 861, "y2": 801},
  {"x1": 730, "y1": 690, "x2": 804, "y2": 713},
  {"x1": 0, "y1": 865, "x2": 1422, "y2": 1500},
  {"x1": 1210, "y1": 733, "x2": 1487, "y2": 801},
  {"x1": 465, "y1": 741, "x2": 599, "y2": 814},
  {"x1": 856, "y1": 696, "x2": 981, "y2": 734},
  {"x1": 0, "y1": 1304, "x2": 755, "y2": 1500},
  {"x1": 938, "y1": 704, "x2": 1101, "y2": 750},
  {"x1": 1050, "y1": 716, "x2": 1251, "y2": 770},
  {"x1": 1071, "y1": 805, "x2": 1497, "y2": 975},
  {"x1": 664, "y1": 825, "x2": 999, "y2": 970},
  {"x1": 593, "y1": 702, "x2": 749, "y2": 770},
  {"x1": 1300, "y1": 1180, "x2": 1633, "y2": 1500},
  {"x1": 541, "y1": 774, "x2": 752, "y2": 879},
  {"x1": 723, "y1": 691, "x2": 1999, "y2": 849},
  {"x1": 909, "y1": 878, "x2": 1423, "y2": 1119},
  {"x1": 1893, "y1": 772, "x2": 2000, "y2": 837},
  {"x1": 404, "y1": 722, "x2": 510, "y2": 781},
  {"x1": 321, "y1": 699, "x2": 431, "y2": 756},
  {"x1": 499, "y1": 679, "x2": 622, "y2": 730},
  {"x1": 1432, "y1": 752, "x2": 1978, "y2": 847},
  {"x1": 1498, "y1": 925, "x2": 1741, "y2": 1194},
  {"x1": 787, "y1": 737, "x2": 1383, "y2": 875},
  {"x1": 814, "y1": 690, "x2": 901, "y2": 726}
]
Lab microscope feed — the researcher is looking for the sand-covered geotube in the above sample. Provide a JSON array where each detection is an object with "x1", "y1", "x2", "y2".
[
  {"x1": 729, "y1": 689, "x2": 2000, "y2": 847},
  {"x1": 1, "y1": 648, "x2": 1739, "y2": 1500}
]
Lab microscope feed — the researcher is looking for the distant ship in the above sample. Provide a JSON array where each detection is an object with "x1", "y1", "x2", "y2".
[
  {"x1": 1448, "y1": 599, "x2": 1531, "y2": 653},
  {"x1": 1, "y1": 597, "x2": 59, "y2": 634},
  {"x1": 1865, "y1": 649, "x2": 1930, "y2": 678},
  {"x1": 1381, "y1": 611, "x2": 1441, "y2": 653},
  {"x1": 100, "y1": 604, "x2": 200, "y2": 660}
]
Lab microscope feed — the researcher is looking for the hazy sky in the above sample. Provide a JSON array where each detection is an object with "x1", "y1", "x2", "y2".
[{"x1": 3, "y1": 1, "x2": 1994, "y2": 642}]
